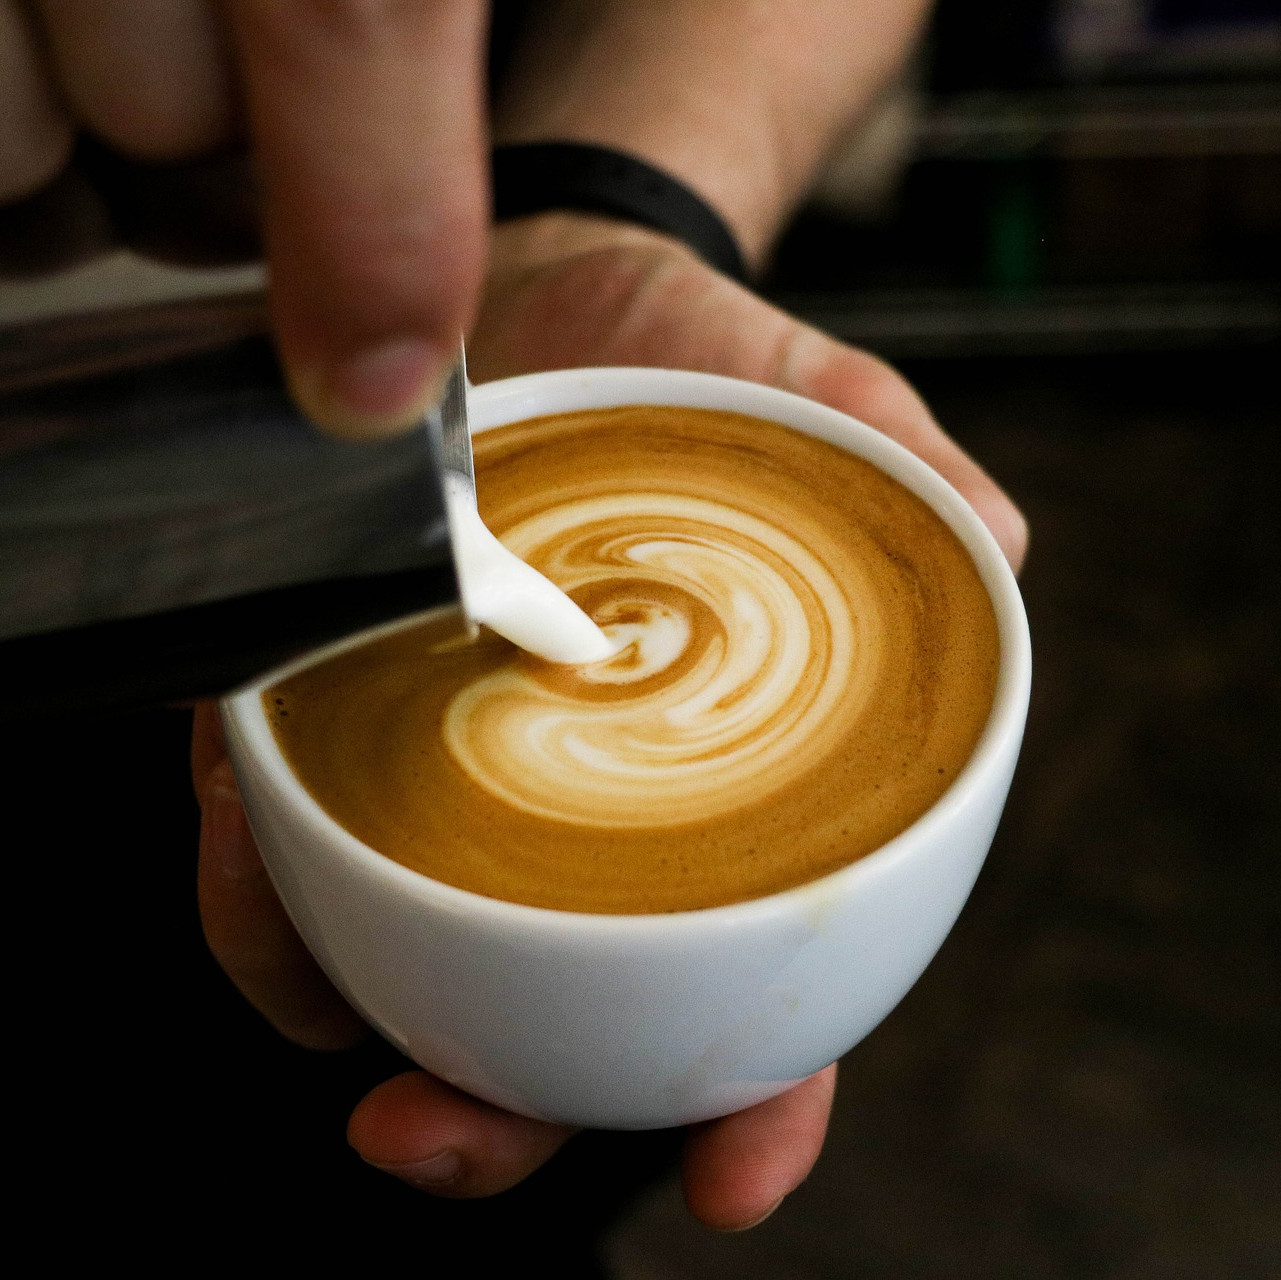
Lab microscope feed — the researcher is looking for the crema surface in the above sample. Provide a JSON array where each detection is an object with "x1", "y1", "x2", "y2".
[{"x1": 267, "y1": 407, "x2": 999, "y2": 914}]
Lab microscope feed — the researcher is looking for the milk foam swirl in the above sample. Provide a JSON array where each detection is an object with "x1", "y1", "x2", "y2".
[
  {"x1": 265, "y1": 406, "x2": 1000, "y2": 915},
  {"x1": 443, "y1": 494, "x2": 872, "y2": 826}
]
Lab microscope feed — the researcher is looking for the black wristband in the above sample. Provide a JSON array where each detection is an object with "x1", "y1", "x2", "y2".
[{"x1": 491, "y1": 142, "x2": 747, "y2": 283}]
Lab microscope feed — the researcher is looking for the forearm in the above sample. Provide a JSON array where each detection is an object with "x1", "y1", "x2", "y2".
[{"x1": 492, "y1": 0, "x2": 932, "y2": 271}]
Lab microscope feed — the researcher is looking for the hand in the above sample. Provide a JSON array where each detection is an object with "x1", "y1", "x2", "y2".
[
  {"x1": 2, "y1": 0, "x2": 489, "y2": 435},
  {"x1": 193, "y1": 212, "x2": 1026, "y2": 1230},
  {"x1": 472, "y1": 213, "x2": 1028, "y2": 572},
  {"x1": 192, "y1": 699, "x2": 835, "y2": 1228}
]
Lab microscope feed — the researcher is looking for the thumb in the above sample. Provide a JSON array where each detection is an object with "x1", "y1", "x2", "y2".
[{"x1": 225, "y1": 0, "x2": 488, "y2": 437}]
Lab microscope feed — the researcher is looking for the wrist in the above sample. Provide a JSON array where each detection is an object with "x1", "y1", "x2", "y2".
[
  {"x1": 491, "y1": 142, "x2": 747, "y2": 281},
  {"x1": 490, "y1": 2, "x2": 791, "y2": 269},
  {"x1": 492, "y1": 1, "x2": 933, "y2": 271}
]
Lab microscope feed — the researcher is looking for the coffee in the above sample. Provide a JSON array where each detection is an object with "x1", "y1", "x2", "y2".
[{"x1": 265, "y1": 406, "x2": 999, "y2": 914}]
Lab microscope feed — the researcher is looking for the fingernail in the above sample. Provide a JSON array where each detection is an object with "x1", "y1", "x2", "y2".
[
  {"x1": 291, "y1": 338, "x2": 447, "y2": 438},
  {"x1": 206, "y1": 784, "x2": 262, "y2": 883},
  {"x1": 373, "y1": 1150, "x2": 463, "y2": 1190},
  {"x1": 718, "y1": 1196, "x2": 785, "y2": 1233}
]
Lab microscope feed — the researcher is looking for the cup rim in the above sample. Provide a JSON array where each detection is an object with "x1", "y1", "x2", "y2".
[{"x1": 223, "y1": 366, "x2": 1031, "y2": 935}]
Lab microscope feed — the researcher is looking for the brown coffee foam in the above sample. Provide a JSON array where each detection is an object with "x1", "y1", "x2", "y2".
[{"x1": 266, "y1": 407, "x2": 999, "y2": 914}]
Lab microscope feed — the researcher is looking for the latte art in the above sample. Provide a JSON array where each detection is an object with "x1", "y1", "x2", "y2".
[
  {"x1": 445, "y1": 494, "x2": 857, "y2": 826},
  {"x1": 267, "y1": 407, "x2": 1000, "y2": 914}
]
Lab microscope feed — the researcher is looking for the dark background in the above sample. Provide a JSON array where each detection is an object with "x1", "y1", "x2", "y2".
[{"x1": 6, "y1": 1, "x2": 1279, "y2": 1274}]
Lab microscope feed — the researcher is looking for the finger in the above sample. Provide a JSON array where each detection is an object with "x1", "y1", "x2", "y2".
[
  {"x1": 197, "y1": 757, "x2": 367, "y2": 1050},
  {"x1": 0, "y1": 0, "x2": 74, "y2": 203},
  {"x1": 682, "y1": 1064, "x2": 837, "y2": 1231},
  {"x1": 224, "y1": 0, "x2": 489, "y2": 437},
  {"x1": 779, "y1": 327, "x2": 1030, "y2": 573},
  {"x1": 190, "y1": 699, "x2": 228, "y2": 796},
  {"x1": 348, "y1": 1071, "x2": 577, "y2": 1198},
  {"x1": 33, "y1": 0, "x2": 236, "y2": 160}
]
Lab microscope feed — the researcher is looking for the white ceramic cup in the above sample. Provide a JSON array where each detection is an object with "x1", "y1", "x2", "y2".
[{"x1": 222, "y1": 367, "x2": 1032, "y2": 1130}]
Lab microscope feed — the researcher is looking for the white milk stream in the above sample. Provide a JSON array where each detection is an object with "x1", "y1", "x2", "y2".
[{"x1": 443, "y1": 474, "x2": 616, "y2": 665}]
